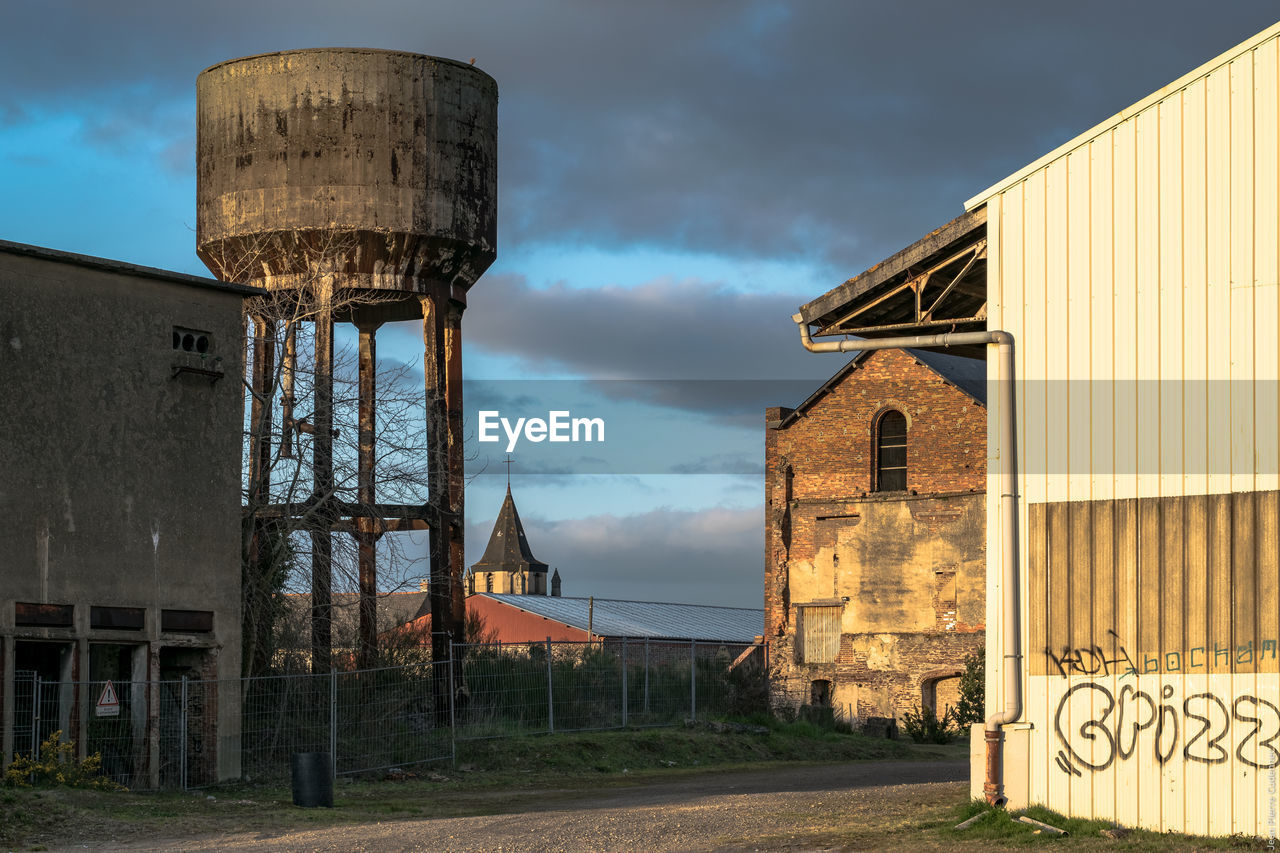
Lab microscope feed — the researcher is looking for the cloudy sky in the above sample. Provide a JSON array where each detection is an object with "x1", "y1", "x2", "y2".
[{"x1": 4, "y1": 2, "x2": 1278, "y2": 607}]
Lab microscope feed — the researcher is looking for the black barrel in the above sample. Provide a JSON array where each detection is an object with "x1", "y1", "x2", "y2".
[{"x1": 290, "y1": 752, "x2": 333, "y2": 808}]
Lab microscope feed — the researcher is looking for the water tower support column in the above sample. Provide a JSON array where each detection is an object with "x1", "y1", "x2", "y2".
[
  {"x1": 446, "y1": 301, "x2": 466, "y2": 641},
  {"x1": 422, "y1": 291, "x2": 466, "y2": 670},
  {"x1": 310, "y1": 288, "x2": 335, "y2": 674},
  {"x1": 356, "y1": 321, "x2": 381, "y2": 670}
]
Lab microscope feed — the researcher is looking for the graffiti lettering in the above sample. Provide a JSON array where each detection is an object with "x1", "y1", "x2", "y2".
[
  {"x1": 1054, "y1": 681, "x2": 1280, "y2": 776},
  {"x1": 1233, "y1": 695, "x2": 1280, "y2": 769},
  {"x1": 1114, "y1": 683, "x2": 1154, "y2": 761},
  {"x1": 1045, "y1": 630, "x2": 1138, "y2": 679},
  {"x1": 1047, "y1": 629, "x2": 1280, "y2": 677},
  {"x1": 1182, "y1": 692, "x2": 1229, "y2": 765}
]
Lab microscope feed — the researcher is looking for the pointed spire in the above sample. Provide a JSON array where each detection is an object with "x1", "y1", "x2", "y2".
[{"x1": 471, "y1": 485, "x2": 549, "y2": 592}]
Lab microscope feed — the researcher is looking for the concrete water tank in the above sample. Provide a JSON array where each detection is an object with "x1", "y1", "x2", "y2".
[{"x1": 196, "y1": 48, "x2": 497, "y2": 317}]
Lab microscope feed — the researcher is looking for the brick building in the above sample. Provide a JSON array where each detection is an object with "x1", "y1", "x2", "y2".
[{"x1": 765, "y1": 346, "x2": 986, "y2": 720}]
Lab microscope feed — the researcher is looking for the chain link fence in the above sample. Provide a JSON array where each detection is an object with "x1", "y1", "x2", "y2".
[{"x1": 5, "y1": 639, "x2": 764, "y2": 791}]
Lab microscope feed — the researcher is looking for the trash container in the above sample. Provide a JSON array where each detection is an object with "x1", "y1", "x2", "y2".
[{"x1": 291, "y1": 752, "x2": 333, "y2": 808}]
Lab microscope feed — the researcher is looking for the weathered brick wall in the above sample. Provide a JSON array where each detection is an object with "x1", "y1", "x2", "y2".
[
  {"x1": 765, "y1": 348, "x2": 987, "y2": 719},
  {"x1": 770, "y1": 630, "x2": 984, "y2": 718}
]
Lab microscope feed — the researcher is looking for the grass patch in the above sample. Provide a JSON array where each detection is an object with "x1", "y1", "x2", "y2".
[
  {"x1": 933, "y1": 798, "x2": 1262, "y2": 850},
  {"x1": 451, "y1": 718, "x2": 912, "y2": 782}
]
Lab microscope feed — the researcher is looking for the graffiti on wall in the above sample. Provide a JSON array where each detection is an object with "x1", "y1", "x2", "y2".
[
  {"x1": 1053, "y1": 680, "x2": 1280, "y2": 776},
  {"x1": 1045, "y1": 628, "x2": 1279, "y2": 680}
]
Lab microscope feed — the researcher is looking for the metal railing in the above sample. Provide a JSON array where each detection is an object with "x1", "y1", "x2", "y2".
[{"x1": 4, "y1": 639, "x2": 764, "y2": 790}]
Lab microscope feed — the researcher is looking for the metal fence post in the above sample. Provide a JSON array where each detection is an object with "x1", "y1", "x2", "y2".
[
  {"x1": 180, "y1": 676, "x2": 188, "y2": 791},
  {"x1": 546, "y1": 637, "x2": 554, "y2": 734},
  {"x1": 644, "y1": 638, "x2": 650, "y2": 714},
  {"x1": 621, "y1": 637, "x2": 628, "y2": 729},
  {"x1": 31, "y1": 675, "x2": 40, "y2": 757},
  {"x1": 329, "y1": 668, "x2": 337, "y2": 783},
  {"x1": 689, "y1": 640, "x2": 696, "y2": 721},
  {"x1": 448, "y1": 643, "x2": 457, "y2": 765}
]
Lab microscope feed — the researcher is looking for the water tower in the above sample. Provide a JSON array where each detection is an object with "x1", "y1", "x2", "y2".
[{"x1": 196, "y1": 49, "x2": 497, "y2": 672}]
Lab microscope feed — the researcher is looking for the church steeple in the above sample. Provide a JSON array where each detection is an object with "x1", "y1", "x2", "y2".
[{"x1": 471, "y1": 485, "x2": 552, "y2": 595}]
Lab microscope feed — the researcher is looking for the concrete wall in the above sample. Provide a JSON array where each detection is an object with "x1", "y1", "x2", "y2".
[
  {"x1": 765, "y1": 348, "x2": 986, "y2": 719},
  {"x1": 0, "y1": 242, "x2": 250, "y2": 782}
]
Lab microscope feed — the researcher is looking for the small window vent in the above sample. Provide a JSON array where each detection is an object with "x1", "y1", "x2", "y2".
[{"x1": 172, "y1": 327, "x2": 213, "y2": 355}]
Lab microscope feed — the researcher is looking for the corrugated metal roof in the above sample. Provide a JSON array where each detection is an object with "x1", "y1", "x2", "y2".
[{"x1": 476, "y1": 594, "x2": 763, "y2": 643}]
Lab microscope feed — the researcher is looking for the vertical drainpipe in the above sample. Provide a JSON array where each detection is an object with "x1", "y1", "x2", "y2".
[{"x1": 793, "y1": 317, "x2": 1022, "y2": 807}]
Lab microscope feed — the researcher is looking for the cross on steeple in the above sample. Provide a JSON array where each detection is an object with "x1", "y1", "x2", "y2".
[{"x1": 502, "y1": 454, "x2": 514, "y2": 487}]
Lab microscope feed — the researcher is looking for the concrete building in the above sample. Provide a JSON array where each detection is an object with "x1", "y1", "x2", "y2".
[
  {"x1": 790, "y1": 18, "x2": 1280, "y2": 838},
  {"x1": 0, "y1": 240, "x2": 254, "y2": 785},
  {"x1": 765, "y1": 347, "x2": 986, "y2": 719}
]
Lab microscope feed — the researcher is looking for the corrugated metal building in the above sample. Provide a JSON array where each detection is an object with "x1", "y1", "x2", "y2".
[
  {"x1": 968, "y1": 21, "x2": 1280, "y2": 835},
  {"x1": 791, "y1": 19, "x2": 1280, "y2": 838}
]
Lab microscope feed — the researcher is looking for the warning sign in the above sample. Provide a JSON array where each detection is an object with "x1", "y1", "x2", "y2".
[{"x1": 96, "y1": 681, "x2": 120, "y2": 717}]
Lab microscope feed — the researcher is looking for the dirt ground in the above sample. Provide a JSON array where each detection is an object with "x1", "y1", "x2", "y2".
[{"x1": 48, "y1": 760, "x2": 969, "y2": 852}]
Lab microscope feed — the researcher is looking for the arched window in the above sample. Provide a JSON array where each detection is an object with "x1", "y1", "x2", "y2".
[{"x1": 876, "y1": 410, "x2": 907, "y2": 491}]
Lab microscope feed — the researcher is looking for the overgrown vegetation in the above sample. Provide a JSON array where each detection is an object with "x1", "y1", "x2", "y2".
[
  {"x1": 902, "y1": 653, "x2": 984, "y2": 744},
  {"x1": 2, "y1": 731, "x2": 124, "y2": 791},
  {"x1": 952, "y1": 651, "x2": 983, "y2": 726},
  {"x1": 900, "y1": 704, "x2": 962, "y2": 744}
]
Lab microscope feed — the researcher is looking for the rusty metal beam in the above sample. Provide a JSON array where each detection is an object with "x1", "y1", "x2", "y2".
[
  {"x1": 922, "y1": 240, "x2": 987, "y2": 322},
  {"x1": 816, "y1": 315, "x2": 988, "y2": 337},
  {"x1": 823, "y1": 278, "x2": 917, "y2": 333},
  {"x1": 257, "y1": 501, "x2": 433, "y2": 521}
]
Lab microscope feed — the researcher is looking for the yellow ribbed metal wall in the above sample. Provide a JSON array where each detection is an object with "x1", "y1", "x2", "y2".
[{"x1": 972, "y1": 21, "x2": 1280, "y2": 836}]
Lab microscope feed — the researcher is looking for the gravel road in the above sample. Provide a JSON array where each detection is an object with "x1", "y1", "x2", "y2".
[{"x1": 63, "y1": 760, "x2": 967, "y2": 853}]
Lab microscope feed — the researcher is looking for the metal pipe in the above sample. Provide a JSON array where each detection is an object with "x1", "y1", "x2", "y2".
[{"x1": 793, "y1": 316, "x2": 1021, "y2": 806}]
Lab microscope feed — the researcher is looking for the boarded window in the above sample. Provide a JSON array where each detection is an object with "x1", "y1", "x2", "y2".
[
  {"x1": 90, "y1": 606, "x2": 145, "y2": 630},
  {"x1": 876, "y1": 410, "x2": 907, "y2": 491},
  {"x1": 797, "y1": 605, "x2": 841, "y2": 663},
  {"x1": 15, "y1": 602, "x2": 73, "y2": 627},
  {"x1": 161, "y1": 609, "x2": 213, "y2": 633}
]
